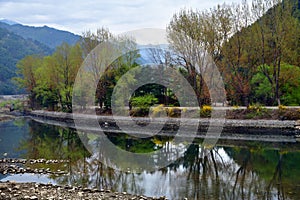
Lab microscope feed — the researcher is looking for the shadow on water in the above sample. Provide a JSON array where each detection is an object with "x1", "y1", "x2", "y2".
[{"x1": 0, "y1": 118, "x2": 300, "y2": 199}]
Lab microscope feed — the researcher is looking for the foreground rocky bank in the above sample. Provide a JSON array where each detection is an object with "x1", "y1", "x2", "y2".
[{"x1": 0, "y1": 181, "x2": 165, "y2": 200}]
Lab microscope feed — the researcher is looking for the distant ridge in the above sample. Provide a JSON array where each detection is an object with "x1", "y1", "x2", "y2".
[
  {"x1": 0, "y1": 19, "x2": 19, "y2": 25},
  {"x1": 0, "y1": 21, "x2": 80, "y2": 49}
]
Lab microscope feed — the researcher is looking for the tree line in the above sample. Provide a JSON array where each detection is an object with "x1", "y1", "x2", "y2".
[
  {"x1": 167, "y1": 0, "x2": 300, "y2": 106},
  {"x1": 14, "y1": 0, "x2": 300, "y2": 112}
]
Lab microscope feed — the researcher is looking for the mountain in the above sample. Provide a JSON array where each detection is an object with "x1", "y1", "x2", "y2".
[
  {"x1": 0, "y1": 22, "x2": 80, "y2": 49},
  {"x1": 0, "y1": 19, "x2": 18, "y2": 25},
  {"x1": 0, "y1": 27, "x2": 52, "y2": 94},
  {"x1": 0, "y1": 20, "x2": 81, "y2": 94}
]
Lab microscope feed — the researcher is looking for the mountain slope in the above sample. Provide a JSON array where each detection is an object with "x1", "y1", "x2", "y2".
[
  {"x1": 0, "y1": 22, "x2": 80, "y2": 49},
  {"x1": 0, "y1": 27, "x2": 52, "y2": 94}
]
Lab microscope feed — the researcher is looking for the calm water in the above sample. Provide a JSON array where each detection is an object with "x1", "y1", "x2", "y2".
[{"x1": 1, "y1": 118, "x2": 300, "y2": 200}]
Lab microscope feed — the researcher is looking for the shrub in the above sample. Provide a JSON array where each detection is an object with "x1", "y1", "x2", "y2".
[
  {"x1": 246, "y1": 104, "x2": 271, "y2": 119},
  {"x1": 278, "y1": 105, "x2": 287, "y2": 111},
  {"x1": 0, "y1": 99, "x2": 24, "y2": 111},
  {"x1": 200, "y1": 105, "x2": 212, "y2": 118},
  {"x1": 233, "y1": 105, "x2": 240, "y2": 109},
  {"x1": 130, "y1": 94, "x2": 159, "y2": 116},
  {"x1": 166, "y1": 107, "x2": 181, "y2": 118},
  {"x1": 151, "y1": 104, "x2": 166, "y2": 117}
]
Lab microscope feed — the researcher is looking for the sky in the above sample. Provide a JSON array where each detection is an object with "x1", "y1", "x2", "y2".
[{"x1": 0, "y1": 0, "x2": 243, "y2": 35}]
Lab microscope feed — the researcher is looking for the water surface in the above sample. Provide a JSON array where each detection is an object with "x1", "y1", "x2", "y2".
[{"x1": 0, "y1": 118, "x2": 300, "y2": 199}]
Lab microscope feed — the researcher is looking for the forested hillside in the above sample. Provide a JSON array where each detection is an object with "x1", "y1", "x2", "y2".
[
  {"x1": 0, "y1": 27, "x2": 52, "y2": 94},
  {"x1": 0, "y1": 21, "x2": 81, "y2": 95}
]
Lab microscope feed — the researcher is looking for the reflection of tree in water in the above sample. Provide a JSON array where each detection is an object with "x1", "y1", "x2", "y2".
[
  {"x1": 155, "y1": 144, "x2": 300, "y2": 200},
  {"x1": 19, "y1": 121, "x2": 300, "y2": 199},
  {"x1": 18, "y1": 120, "x2": 91, "y2": 186}
]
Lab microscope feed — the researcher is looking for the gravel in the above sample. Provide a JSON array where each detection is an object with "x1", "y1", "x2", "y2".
[{"x1": 0, "y1": 181, "x2": 166, "y2": 200}]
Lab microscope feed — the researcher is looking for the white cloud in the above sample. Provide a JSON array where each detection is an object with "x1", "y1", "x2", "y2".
[{"x1": 0, "y1": 0, "x2": 244, "y2": 35}]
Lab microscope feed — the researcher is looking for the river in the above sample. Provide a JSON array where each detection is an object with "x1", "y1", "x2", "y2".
[{"x1": 0, "y1": 118, "x2": 300, "y2": 199}]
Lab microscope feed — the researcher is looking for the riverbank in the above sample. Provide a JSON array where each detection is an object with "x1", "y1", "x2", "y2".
[
  {"x1": 28, "y1": 110, "x2": 299, "y2": 129},
  {"x1": 0, "y1": 114, "x2": 15, "y2": 122},
  {"x1": 0, "y1": 181, "x2": 164, "y2": 200}
]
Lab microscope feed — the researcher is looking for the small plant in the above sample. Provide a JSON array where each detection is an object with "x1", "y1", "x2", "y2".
[
  {"x1": 247, "y1": 104, "x2": 266, "y2": 113},
  {"x1": 233, "y1": 105, "x2": 240, "y2": 109},
  {"x1": 278, "y1": 104, "x2": 287, "y2": 110},
  {"x1": 151, "y1": 104, "x2": 166, "y2": 117},
  {"x1": 166, "y1": 107, "x2": 181, "y2": 118},
  {"x1": 200, "y1": 105, "x2": 212, "y2": 118},
  {"x1": 246, "y1": 104, "x2": 270, "y2": 119}
]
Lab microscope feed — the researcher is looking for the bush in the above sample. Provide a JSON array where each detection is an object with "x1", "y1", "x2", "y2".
[
  {"x1": 151, "y1": 104, "x2": 166, "y2": 117},
  {"x1": 200, "y1": 105, "x2": 212, "y2": 118},
  {"x1": 0, "y1": 99, "x2": 24, "y2": 111},
  {"x1": 278, "y1": 105, "x2": 287, "y2": 111},
  {"x1": 166, "y1": 107, "x2": 181, "y2": 118},
  {"x1": 246, "y1": 104, "x2": 271, "y2": 119},
  {"x1": 130, "y1": 94, "x2": 158, "y2": 117}
]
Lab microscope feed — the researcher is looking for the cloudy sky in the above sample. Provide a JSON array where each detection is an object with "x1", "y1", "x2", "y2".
[{"x1": 0, "y1": 0, "x2": 243, "y2": 35}]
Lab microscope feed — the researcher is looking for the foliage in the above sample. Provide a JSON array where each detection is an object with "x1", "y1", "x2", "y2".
[
  {"x1": 278, "y1": 105, "x2": 287, "y2": 111},
  {"x1": 200, "y1": 105, "x2": 212, "y2": 118},
  {"x1": 251, "y1": 64, "x2": 300, "y2": 106},
  {"x1": 245, "y1": 104, "x2": 271, "y2": 119},
  {"x1": 0, "y1": 27, "x2": 51, "y2": 95},
  {"x1": 167, "y1": 0, "x2": 300, "y2": 106},
  {"x1": 0, "y1": 99, "x2": 24, "y2": 111},
  {"x1": 14, "y1": 43, "x2": 83, "y2": 112},
  {"x1": 7, "y1": 0, "x2": 300, "y2": 111},
  {"x1": 151, "y1": 104, "x2": 166, "y2": 117},
  {"x1": 166, "y1": 107, "x2": 181, "y2": 118},
  {"x1": 130, "y1": 94, "x2": 158, "y2": 116}
]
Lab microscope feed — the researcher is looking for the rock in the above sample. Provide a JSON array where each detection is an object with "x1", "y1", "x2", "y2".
[
  {"x1": 83, "y1": 188, "x2": 91, "y2": 192},
  {"x1": 295, "y1": 120, "x2": 300, "y2": 129},
  {"x1": 0, "y1": 181, "x2": 156, "y2": 199},
  {"x1": 78, "y1": 192, "x2": 84, "y2": 197}
]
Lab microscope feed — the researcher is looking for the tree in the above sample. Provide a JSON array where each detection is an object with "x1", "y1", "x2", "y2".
[
  {"x1": 251, "y1": 0, "x2": 299, "y2": 105},
  {"x1": 167, "y1": 5, "x2": 231, "y2": 105},
  {"x1": 14, "y1": 55, "x2": 42, "y2": 109},
  {"x1": 251, "y1": 64, "x2": 300, "y2": 105},
  {"x1": 221, "y1": 0, "x2": 258, "y2": 105}
]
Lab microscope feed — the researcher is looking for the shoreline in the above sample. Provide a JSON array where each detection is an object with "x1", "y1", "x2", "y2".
[
  {"x1": 1, "y1": 110, "x2": 299, "y2": 140},
  {"x1": 0, "y1": 181, "x2": 163, "y2": 200},
  {"x1": 27, "y1": 110, "x2": 299, "y2": 129}
]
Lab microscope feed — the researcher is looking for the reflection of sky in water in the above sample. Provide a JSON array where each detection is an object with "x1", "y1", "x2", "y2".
[
  {"x1": 0, "y1": 119, "x2": 299, "y2": 199},
  {"x1": 125, "y1": 148, "x2": 239, "y2": 198},
  {"x1": 0, "y1": 120, "x2": 29, "y2": 158},
  {"x1": 1, "y1": 174, "x2": 55, "y2": 184}
]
